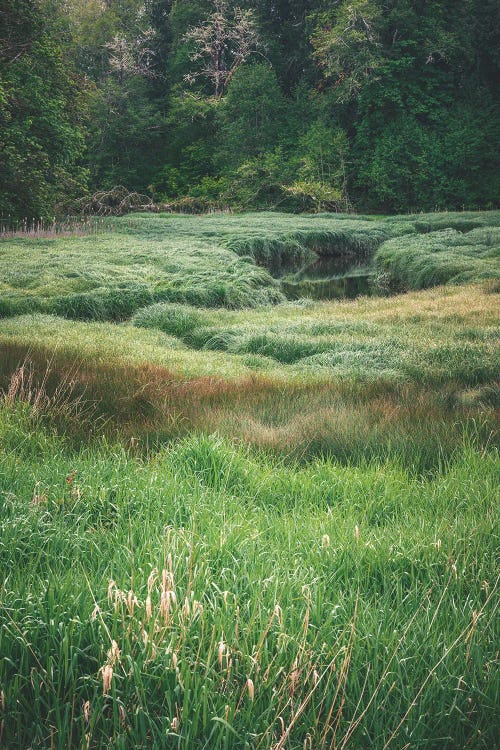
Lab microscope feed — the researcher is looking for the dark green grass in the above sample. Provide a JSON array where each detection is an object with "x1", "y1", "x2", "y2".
[{"x1": 0, "y1": 403, "x2": 498, "y2": 749}]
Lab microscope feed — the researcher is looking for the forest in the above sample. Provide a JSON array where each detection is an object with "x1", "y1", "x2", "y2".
[{"x1": 1, "y1": 0, "x2": 499, "y2": 221}]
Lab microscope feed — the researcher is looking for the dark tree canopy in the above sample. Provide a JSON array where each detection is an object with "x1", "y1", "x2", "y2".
[{"x1": 0, "y1": 0, "x2": 499, "y2": 219}]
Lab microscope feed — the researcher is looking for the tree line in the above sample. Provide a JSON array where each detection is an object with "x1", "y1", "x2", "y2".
[{"x1": 1, "y1": 0, "x2": 499, "y2": 220}]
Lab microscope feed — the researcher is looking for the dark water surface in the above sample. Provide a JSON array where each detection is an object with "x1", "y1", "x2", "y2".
[{"x1": 272, "y1": 255, "x2": 374, "y2": 300}]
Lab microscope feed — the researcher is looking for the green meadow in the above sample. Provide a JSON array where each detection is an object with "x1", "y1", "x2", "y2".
[{"x1": 0, "y1": 212, "x2": 499, "y2": 749}]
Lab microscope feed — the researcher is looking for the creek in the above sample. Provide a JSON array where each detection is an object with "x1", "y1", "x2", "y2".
[{"x1": 271, "y1": 254, "x2": 374, "y2": 300}]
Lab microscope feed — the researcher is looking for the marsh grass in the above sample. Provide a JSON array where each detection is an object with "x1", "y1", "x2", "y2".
[
  {"x1": 0, "y1": 215, "x2": 110, "y2": 239},
  {"x1": 0, "y1": 212, "x2": 499, "y2": 748},
  {"x1": 130, "y1": 284, "x2": 500, "y2": 385},
  {"x1": 375, "y1": 227, "x2": 500, "y2": 292},
  {"x1": 0, "y1": 341, "x2": 496, "y2": 474},
  {"x1": 1, "y1": 211, "x2": 499, "y2": 322},
  {"x1": 0, "y1": 403, "x2": 498, "y2": 748},
  {"x1": 0, "y1": 283, "x2": 497, "y2": 469}
]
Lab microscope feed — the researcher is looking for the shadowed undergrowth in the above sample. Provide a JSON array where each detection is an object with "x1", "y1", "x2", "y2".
[{"x1": 0, "y1": 343, "x2": 497, "y2": 473}]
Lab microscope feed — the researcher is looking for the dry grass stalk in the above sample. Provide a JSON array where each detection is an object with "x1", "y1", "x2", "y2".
[
  {"x1": 247, "y1": 678, "x2": 255, "y2": 701},
  {"x1": 102, "y1": 665, "x2": 113, "y2": 695}
]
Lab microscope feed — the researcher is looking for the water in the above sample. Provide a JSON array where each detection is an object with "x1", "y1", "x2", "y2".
[{"x1": 273, "y1": 255, "x2": 374, "y2": 301}]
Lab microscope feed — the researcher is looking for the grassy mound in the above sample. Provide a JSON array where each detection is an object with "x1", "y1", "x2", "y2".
[
  {"x1": 132, "y1": 302, "x2": 212, "y2": 338},
  {"x1": 375, "y1": 226, "x2": 500, "y2": 291},
  {"x1": 226, "y1": 222, "x2": 392, "y2": 269},
  {"x1": 130, "y1": 285, "x2": 499, "y2": 384},
  {"x1": 0, "y1": 224, "x2": 285, "y2": 320}
]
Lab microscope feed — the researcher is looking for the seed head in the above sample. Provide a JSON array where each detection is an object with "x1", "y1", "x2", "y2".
[
  {"x1": 218, "y1": 641, "x2": 226, "y2": 669},
  {"x1": 247, "y1": 677, "x2": 255, "y2": 701},
  {"x1": 107, "y1": 580, "x2": 116, "y2": 603},
  {"x1": 273, "y1": 603, "x2": 283, "y2": 626},
  {"x1": 107, "y1": 640, "x2": 121, "y2": 665},
  {"x1": 322, "y1": 534, "x2": 330, "y2": 548},
  {"x1": 91, "y1": 604, "x2": 101, "y2": 621},
  {"x1": 289, "y1": 659, "x2": 300, "y2": 695},
  {"x1": 147, "y1": 568, "x2": 158, "y2": 593},
  {"x1": 160, "y1": 591, "x2": 171, "y2": 623},
  {"x1": 162, "y1": 568, "x2": 174, "y2": 593},
  {"x1": 66, "y1": 470, "x2": 77, "y2": 486},
  {"x1": 126, "y1": 591, "x2": 138, "y2": 617},
  {"x1": 102, "y1": 664, "x2": 113, "y2": 695}
]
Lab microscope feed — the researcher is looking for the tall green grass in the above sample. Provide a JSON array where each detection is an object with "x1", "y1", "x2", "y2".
[{"x1": 0, "y1": 403, "x2": 498, "y2": 749}]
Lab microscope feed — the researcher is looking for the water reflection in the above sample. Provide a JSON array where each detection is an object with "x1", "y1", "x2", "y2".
[{"x1": 272, "y1": 255, "x2": 374, "y2": 300}]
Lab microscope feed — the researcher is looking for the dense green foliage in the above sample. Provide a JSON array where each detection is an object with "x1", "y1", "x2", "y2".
[
  {"x1": 0, "y1": 0, "x2": 88, "y2": 221},
  {"x1": 1, "y1": 0, "x2": 499, "y2": 220}
]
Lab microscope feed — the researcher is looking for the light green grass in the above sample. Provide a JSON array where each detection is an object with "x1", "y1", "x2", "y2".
[
  {"x1": 0, "y1": 218, "x2": 286, "y2": 318},
  {"x1": 1, "y1": 211, "x2": 499, "y2": 321},
  {"x1": 130, "y1": 285, "x2": 499, "y2": 383},
  {"x1": 375, "y1": 226, "x2": 500, "y2": 291},
  {"x1": 0, "y1": 283, "x2": 497, "y2": 385},
  {"x1": 0, "y1": 404, "x2": 498, "y2": 749}
]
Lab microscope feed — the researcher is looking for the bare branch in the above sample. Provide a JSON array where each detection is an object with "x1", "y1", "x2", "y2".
[{"x1": 183, "y1": 1, "x2": 260, "y2": 97}]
